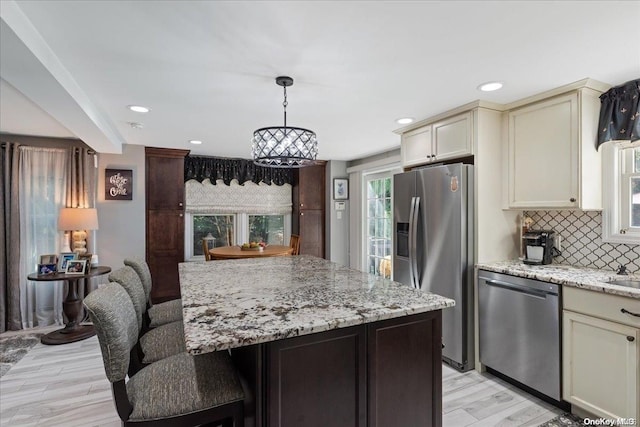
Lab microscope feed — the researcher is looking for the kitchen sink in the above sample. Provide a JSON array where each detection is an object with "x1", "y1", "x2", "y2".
[{"x1": 608, "y1": 279, "x2": 640, "y2": 289}]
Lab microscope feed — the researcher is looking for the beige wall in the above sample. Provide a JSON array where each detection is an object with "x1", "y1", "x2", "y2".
[{"x1": 96, "y1": 144, "x2": 146, "y2": 270}]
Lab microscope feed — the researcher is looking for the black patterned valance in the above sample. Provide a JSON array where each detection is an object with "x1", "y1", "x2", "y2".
[
  {"x1": 184, "y1": 155, "x2": 293, "y2": 186},
  {"x1": 596, "y1": 78, "x2": 640, "y2": 150}
]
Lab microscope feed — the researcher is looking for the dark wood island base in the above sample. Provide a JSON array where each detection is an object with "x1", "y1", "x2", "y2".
[{"x1": 233, "y1": 310, "x2": 443, "y2": 427}]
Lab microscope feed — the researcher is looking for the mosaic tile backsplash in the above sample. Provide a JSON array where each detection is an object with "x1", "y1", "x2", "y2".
[{"x1": 524, "y1": 210, "x2": 640, "y2": 273}]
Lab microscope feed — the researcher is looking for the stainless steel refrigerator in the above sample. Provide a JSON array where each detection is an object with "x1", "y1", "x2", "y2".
[{"x1": 393, "y1": 163, "x2": 474, "y2": 371}]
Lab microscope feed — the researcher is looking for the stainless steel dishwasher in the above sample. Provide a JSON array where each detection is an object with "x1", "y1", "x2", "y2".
[{"x1": 478, "y1": 270, "x2": 562, "y2": 401}]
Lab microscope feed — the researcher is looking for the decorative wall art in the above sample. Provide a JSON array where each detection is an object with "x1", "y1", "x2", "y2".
[
  {"x1": 105, "y1": 169, "x2": 133, "y2": 200},
  {"x1": 333, "y1": 178, "x2": 349, "y2": 200}
]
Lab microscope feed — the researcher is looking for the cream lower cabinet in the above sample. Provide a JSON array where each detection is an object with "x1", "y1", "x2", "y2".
[{"x1": 563, "y1": 288, "x2": 639, "y2": 420}]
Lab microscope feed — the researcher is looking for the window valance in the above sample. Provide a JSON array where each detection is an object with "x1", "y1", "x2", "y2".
[
  {"x1": 596, "y1": 78, "x2": 640, "y2": 150},
  {"x1": 184, "y1": 155, "x2": 293, "y2": 186},
  {"x1": 185, "y1": 179, "x2": 292, "y2": 215}
]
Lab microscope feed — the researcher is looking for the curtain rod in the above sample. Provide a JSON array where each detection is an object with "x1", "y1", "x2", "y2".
[{"x1": 0, "y1": 143, "x2": 95, "y2": 155}]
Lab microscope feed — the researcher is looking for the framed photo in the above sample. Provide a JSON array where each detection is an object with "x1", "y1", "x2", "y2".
[
  {"x1": 333, "y1": 178, "x2": 349, "y2": 200},
  {"x1": 40, "y1": 254, "x2": 58, "y2": 265},
  {"x1": 65, "y1": 259, "x2": 87, "y2": 275},
  {"x1": 58, "y1": 252, "x2": 76, "y2": 271},
  {"x1": 105, "y1": 169, "x2": 133, "y2": 201},
  {"x1": 37, "y1": 264, "x2": 57, "y2": 275},
  {"x1": 77, "y1": 253, "x2": 93, "y2": 272}
]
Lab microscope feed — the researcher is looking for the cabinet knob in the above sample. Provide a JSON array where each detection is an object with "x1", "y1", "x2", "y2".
[
  {"x1": 300, "y1": 212, "x2": 304, "y2": 216},
  {"x1": 628, "y1": 336, "x2": 636, "y2": 342},
  {"x1": 179, "y1": 202, "x2": 183, "y2": 207},
  {"x1": 569, "y1": 198, "x2": 576, "y2": 203},
  {"x1": 179, "y1": 213, "x2": 183, "y2": 217},
  {"x1": 300, "y1": 203, "x2": 304, "y2": 207}
]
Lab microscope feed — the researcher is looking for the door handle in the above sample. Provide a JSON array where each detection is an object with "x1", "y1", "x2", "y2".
[
  {"x1": 408, "y1": 197, "x2": 416, "y2": 288},
  {"x1": 411, "y1": 196, "x2": 421, "y2": 289}
]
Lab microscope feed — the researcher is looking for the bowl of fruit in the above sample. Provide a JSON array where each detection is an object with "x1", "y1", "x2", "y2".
[{"x1": 240, "y1": 241, "x2": 267, "y2": 251}]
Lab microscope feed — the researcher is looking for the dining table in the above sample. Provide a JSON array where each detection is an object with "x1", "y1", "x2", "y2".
[{"x1": 209, "y1": 244, "x2": 293, "y2": 260}]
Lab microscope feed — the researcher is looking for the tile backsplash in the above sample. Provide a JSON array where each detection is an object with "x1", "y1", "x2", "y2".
[{"x1": 524, "y1": 210, "x2": 640, "y2": 273}]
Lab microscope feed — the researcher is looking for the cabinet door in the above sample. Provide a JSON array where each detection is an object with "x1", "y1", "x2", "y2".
[
  {"x1": 432, "y1": 113, "x2": 472, "y2": 161},
  {"x1": 147, "y1": 210, "x2": 184, "y2": 302},
  {"x1": 146, "y1": 151, "x2": 187, "y2": 211},
  {"x1": 508, "y1": 93, "x2": 579, "y2": 209},
  {"x1": 368, "y1": 311, "x2": 442, "y2": 427},
  {"x1": 401, "y1": 126, "x2": 433, "y2": 167},
  {"x1": 299, "y1": 209, "x2": 324, "y2": 258},
  {"x1": 563, "y1": 310, "x2": 639, "y2": 420},
  {"x1": 297, "y1": 164, "x2": 325, "y2": 210},
  {"x1": 268, "y1": 326, "x2": 366, "y2": 427}
]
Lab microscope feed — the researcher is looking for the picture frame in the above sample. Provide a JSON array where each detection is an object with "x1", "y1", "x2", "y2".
[
  {"x1": 58, "y1": 252, "x2": 77, "y2": 271},
  {"x1": 105, "y1": 168, "x2": 133, "y2": 201},
  {"x1": 333, "y1": 178, "x2": 349, "y2": 200},
  {"x1": 65, "y1": 259, "x2": 86, "y2": 275},
  {"x1": 77, "y1": 253, "x2": 93, "y2": 272},
  {"x1": 40, "y1": 254, "x2": 58, "y2": 265},
  {"x1": 37, "y1": 264, "x2": 57, "y2": 275}
]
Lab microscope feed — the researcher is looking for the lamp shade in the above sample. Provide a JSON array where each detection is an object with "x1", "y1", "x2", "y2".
[{"x1": 58, "y1": 208, "x2": 99, "y2": 231}]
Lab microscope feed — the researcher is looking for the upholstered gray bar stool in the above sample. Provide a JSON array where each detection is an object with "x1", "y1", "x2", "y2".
[
  {"x1": 109, "y1": 266, "x2": 186, "y2": 366},
  {"x1": 124, "y1": 257, "x2": 183, "y2": 327},
  {"x1": 84, "y1": 283, "x2": 244, "y2": 426}
]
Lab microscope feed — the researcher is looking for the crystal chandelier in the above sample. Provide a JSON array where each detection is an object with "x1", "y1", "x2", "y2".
[{"x1": 252, "y1": 76, "x2": 318, "y2": 167}]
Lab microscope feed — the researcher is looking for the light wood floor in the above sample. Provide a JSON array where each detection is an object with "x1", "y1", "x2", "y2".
[{"x1": 1, "y1": 330, "x2": 563, "y2": 427}]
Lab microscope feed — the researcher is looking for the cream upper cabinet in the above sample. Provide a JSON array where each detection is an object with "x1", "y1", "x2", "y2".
[
  {"x1": 505, "y1": 88, "x2": 602, "y2": 209},
  {"x1": 562, "y1": 287, "x2": 639, "y2": 420},
  {"x1": 432, "y1": 112, "x2": 472, "y2": 162},
  {"x1": 401, "y1": 125, "x2": 433, "y2": 167},
  {"x1": 401, "y1": 112, "x2": 472, "y2": 168}
]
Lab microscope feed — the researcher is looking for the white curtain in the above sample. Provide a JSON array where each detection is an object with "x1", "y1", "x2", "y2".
[{"x1": 18, "y1": 147, "x2": 67, "y2": 328}]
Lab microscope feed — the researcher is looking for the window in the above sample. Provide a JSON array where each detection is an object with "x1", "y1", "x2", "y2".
[
  {"x1": 365, "y1": 172, "x2": 393, "y2": 278},
  {"x1": 602, "y1": 141, "x2": 640, "y2": 243},
  {"x1": 186, "y1": 213, "x2": 290, "y2": 259}
]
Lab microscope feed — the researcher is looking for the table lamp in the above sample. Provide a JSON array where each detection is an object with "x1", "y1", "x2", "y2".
[{"x1": 58, "y1": 208, "x2": 99, "y2": 255}]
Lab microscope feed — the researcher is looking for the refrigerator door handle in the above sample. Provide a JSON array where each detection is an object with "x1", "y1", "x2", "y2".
[
  {"x1": 408, "y1": 197, "x2": 416, "y2": 288},
  {"x1": 411, "y1": 196, "x2": 421, "y2": 289}
]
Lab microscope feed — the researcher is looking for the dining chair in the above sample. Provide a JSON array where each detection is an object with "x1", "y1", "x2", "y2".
[
  {"x1": 289, "y1": 234, "x2": 301, "y2": 255},
  {"x1": 84, "y1": 282, "x2": 245, "y2": 427},
  {"x1": 124, "y1": 257, "x2": 183, "y2": 327},
  {"x1": 202, "y1": 239, "x2": 212, "y2": 261},
  {"x1": 109, "y1": 266, "x2": 186, "y2": 366}
]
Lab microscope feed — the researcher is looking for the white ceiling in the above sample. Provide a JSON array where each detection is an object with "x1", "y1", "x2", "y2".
[{"x1": 1, "y1": 1, "x2": 639, "y2": 161}]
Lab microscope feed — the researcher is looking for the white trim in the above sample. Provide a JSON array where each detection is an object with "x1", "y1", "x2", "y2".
[
  {"x1": 346, "y1": 155, "x2": 401, "y2": 174},
  {"x1": 602, "y1": 141, "x2": 640, "y2": 244}
]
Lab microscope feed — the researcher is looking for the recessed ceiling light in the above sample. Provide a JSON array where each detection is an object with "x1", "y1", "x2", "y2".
[
  {"x1": 127, "y1": 105, "x2": 150, "y2": 113},
  {"x1": 396, "y1": 117, "x2": 414, "y2": 125},
  {"x1": 478, "y1": 82, "x2": 503, "y2": 92},
  {"x1": 189, "y1": 140, "x2": 203, "y2": 145}
]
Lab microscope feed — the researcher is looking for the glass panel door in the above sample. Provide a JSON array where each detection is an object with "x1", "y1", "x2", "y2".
[{"x1": 365, "y1": 173, "x2": 392, "y2": 278}]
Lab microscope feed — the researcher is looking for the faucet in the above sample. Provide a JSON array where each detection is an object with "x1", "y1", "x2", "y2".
[{"x1": 616, "y1": 265, "x2": 628, "y2": 275}]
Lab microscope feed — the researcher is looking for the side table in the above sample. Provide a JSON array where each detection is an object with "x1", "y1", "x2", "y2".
[{"x1": 27, "y1": 266, "x2": 111, "y2": 345}]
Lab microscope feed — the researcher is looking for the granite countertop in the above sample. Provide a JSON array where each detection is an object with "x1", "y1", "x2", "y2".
[
  {"x1": 476, "y1": 260, "x2": 640, "y2": 299},
  {"x1": 179, "y1": 255, "x2": 455, "y2": 355}
]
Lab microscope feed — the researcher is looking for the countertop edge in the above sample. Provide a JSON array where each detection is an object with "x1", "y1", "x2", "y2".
[
  {"x1": 185, "y1": 299, "x2": 455, "y2": 354},
  {"x1": 476, "y1": 261, "x2": 640, "y2": 299}
]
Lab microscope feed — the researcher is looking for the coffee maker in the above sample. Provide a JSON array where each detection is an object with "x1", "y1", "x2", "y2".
[{"x1": 522, "y1": 230, "x2": 555, "y2": 265}]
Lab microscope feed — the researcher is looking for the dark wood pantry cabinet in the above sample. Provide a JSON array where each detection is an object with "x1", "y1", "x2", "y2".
[
  {"x1": 145, "y1": 147, "x2": 189, "y2": 303},
  {"x1": 292, "y1": 162, "x2": 326, "y2": 258}
]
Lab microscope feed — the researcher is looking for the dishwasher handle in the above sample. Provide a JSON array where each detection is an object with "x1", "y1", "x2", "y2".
[{"x1": 481, "y1": 278, "x2": 557, "y2": 298}]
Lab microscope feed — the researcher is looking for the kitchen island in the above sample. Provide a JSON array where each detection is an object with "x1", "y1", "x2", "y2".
[{"x1": 179, "y1": 255, "x2": 455, "y2": 427}]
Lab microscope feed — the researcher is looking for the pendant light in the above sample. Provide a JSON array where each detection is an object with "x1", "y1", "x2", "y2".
[{"x1": 252, "y1": 76, "x2": 318, "y2": 167}]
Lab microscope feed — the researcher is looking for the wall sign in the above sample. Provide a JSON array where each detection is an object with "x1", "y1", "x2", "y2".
[{"x1": 105, "y1": 169, "x2": 133, "y2": 200}]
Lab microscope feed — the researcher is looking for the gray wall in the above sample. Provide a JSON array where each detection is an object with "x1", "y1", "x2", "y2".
[
  {"x1": 96, "y1": 144, "x2": 146, "y2": 270},
  {"x1": 326, "y1": 160, "x2": 349, "y2": 267}
]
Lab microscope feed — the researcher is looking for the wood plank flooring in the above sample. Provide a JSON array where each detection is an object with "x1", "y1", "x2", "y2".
[{"x1": 1, "y1": 329, "x2": 563, "y2": 426}]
